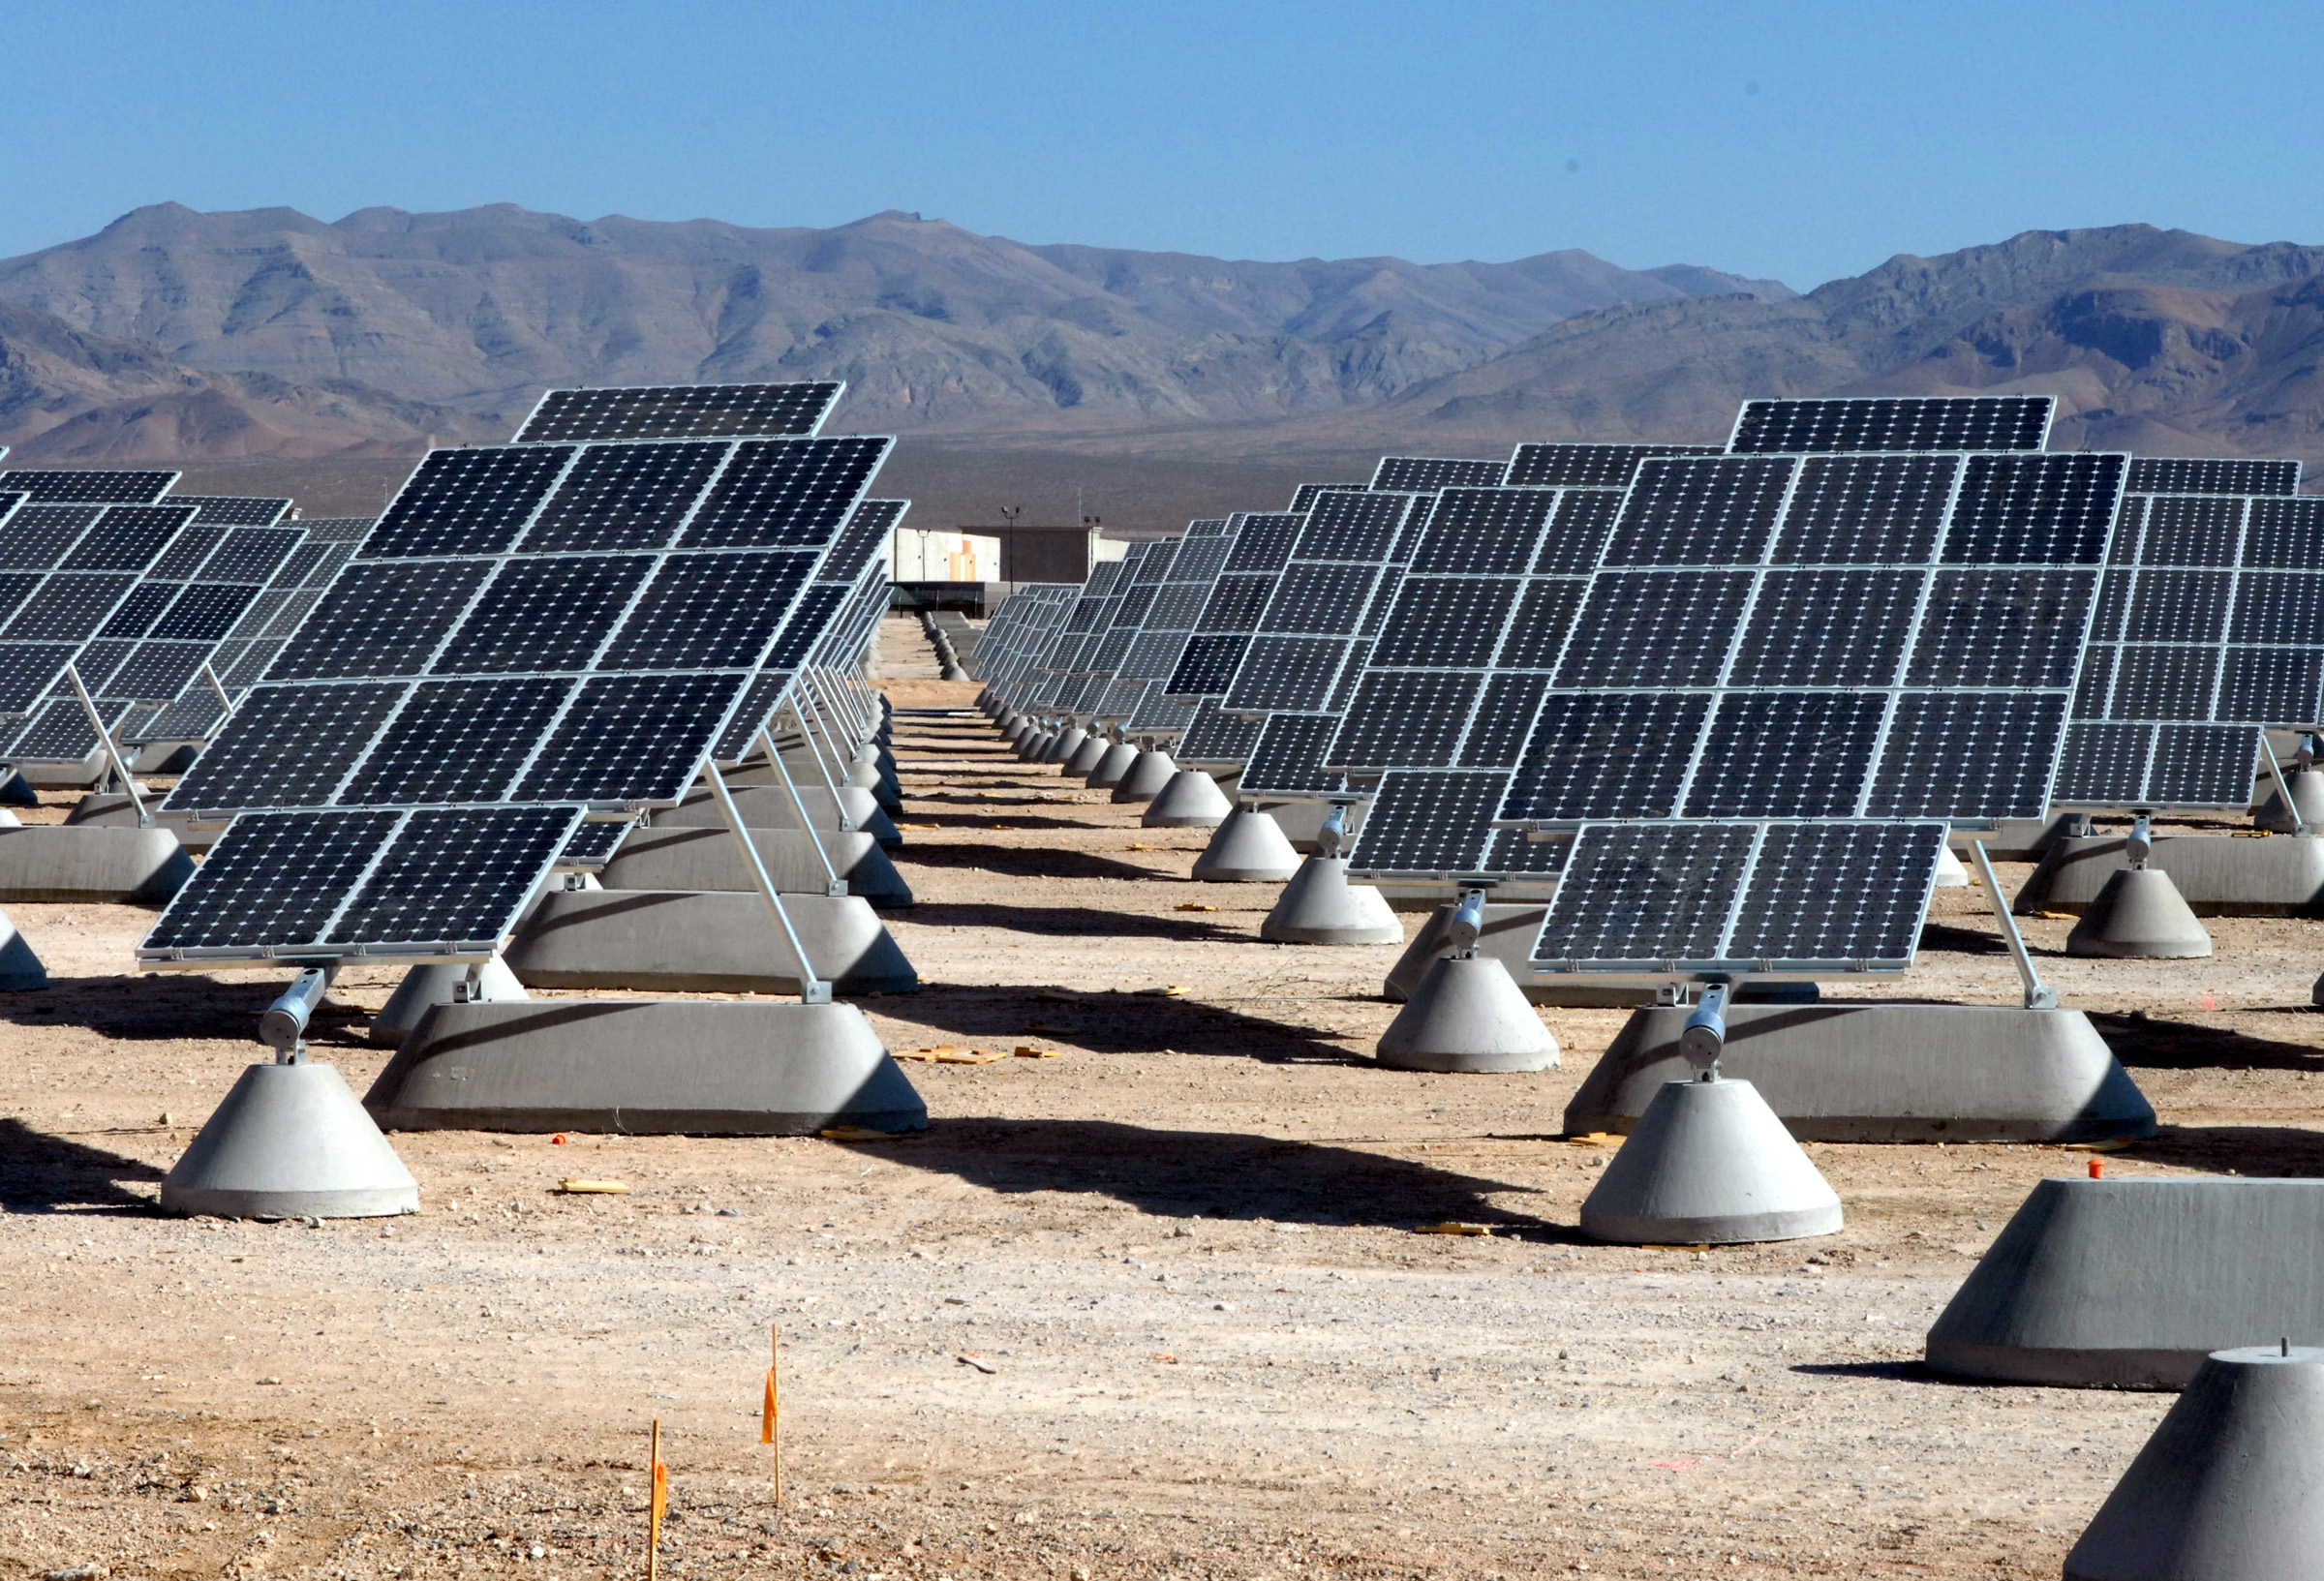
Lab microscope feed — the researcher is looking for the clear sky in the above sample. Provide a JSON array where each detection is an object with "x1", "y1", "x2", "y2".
[{"x1": 6, "y1": 1, "x2": 2319, "y2": 291}]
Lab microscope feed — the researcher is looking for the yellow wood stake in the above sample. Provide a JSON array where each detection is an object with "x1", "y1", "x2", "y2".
[
  {"x1": 761, "y1": 1323, "x2": 782, "y2": 1505},
  {"x1": 647, "y1": 1418, "x2": 665, "y2": 1581}
]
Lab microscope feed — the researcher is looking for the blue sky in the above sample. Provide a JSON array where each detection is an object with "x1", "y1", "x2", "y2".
[{"x1": 5, "y1": 1, "x2": 2319, "y2": 289}]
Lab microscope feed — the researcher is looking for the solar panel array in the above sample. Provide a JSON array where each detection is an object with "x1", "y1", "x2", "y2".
[
  {"x1": 972, "y1": 584, "x2": 1079, "y2": 705},
  {"x1": 167, "y1": 496, "x2": 294, "y2": 527},
  {"x1": 0, "y1": 470, "x2": 179, "y2": 504},
  {"x1": 1036, "y1": 545, "x2": 1155, "y2": 717},
  {"x1": 1334, "y1": 479, "x2": 1630, "y2": 883},
  {"x1": 2054, "y1": 457, "x2": 2311, "y2": 809},
  {"x1": 4, "y1": 509, "x2": 307, "y2": 764},
  {"x1": 513, "y1": 381, "x2": 841, "y2": 443},
  {"x1": 1498, "y1": 401, "x2": 2126, "y2": 978},
  {"x1": 1727, "y1": 396, "x2": 2054, "y2": 455},
  {"x1": 131, "y1": 520, "x2": 378, "y2": 746},
  {"x1": 1504, "y1": 442, "x2": 1723, "y2": 488},
  {"x1": 1289, "y1": 482, "x2": 1365, "y2": 512},
  {"x1": 139, "y1": 383, "x2": 892, "y2": 966},
  {"x1": 1370, "y1": 456, "x2": 1508, "y2": 493}
]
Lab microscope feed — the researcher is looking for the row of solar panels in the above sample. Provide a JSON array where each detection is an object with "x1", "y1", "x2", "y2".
[
  {"x1": 975, "y1": 394, "x2": 2313, "y2": 981},
  {"x1": 0, "y1": 382, "x2": 904, "y2": 967}
]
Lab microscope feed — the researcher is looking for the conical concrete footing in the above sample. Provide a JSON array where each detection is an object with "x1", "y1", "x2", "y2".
[
  {"x1": 1192, "y1": 807, "x2": 1301, "y2": 881},
  {"x1": 0, "y1": 772, "x2": 35, "y2": 806},
  {"x1": 1580, "y1": 1077, "x2": 1843, "y2": 1245},
  {"x1": 370, "y1": 958, "x2": 530, "y2": 1046},
  {"x1": 2066, "y1": 867, "x2": 2214, "y2": 958},
  {"x1": 0, "y1": 905, "x2": 47, "y2": 990},
  {"x1": 1001, "y1": 718, "x2": 1029, "y2": 747},
  {"x1": 1063, "y1": 734, "x2": 1111, "y2": 777},
  {"x1": 1019, "y1": 732, "x2": 1053, "y2": 762},
  {"x1": 1934, "y1": 844, "x2": 1970, "y2": 888},
  {"x1": 1260, "y1": 856, "x2": 1402, "y2": 945},
  {"x1": 2255, "y1": 767, "x2": 2324, "y2": 832},
  {"x1": 1375, "y1": 956, "x2": 1558, "y2": 1073},
  {"x1": 2064, "y1": 1345, "x2": 2324, "y2": 1581},
  {"x1": 939, "y1": 663, "x2": 970, "y2": 681},
  {"x1": 161, "y1": 1062, "x2": 420, "y2": 1219},
  {"x1": 1144, "y1": 768, "x2": 1231, "y2": 827},
  {"x1": 1113, "y1": 749, "x2": 1178, "y2": 804},
  {"x1": 1043, "y1": 727, "x2": 1087, "y2": 766},
  {"x1": 1086, "y1": 741, "x2": 1139, "y2": 790}
]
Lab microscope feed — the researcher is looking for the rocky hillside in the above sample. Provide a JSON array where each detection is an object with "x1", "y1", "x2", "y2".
[
  {"x1": 0, "y1": 204, "x2": 1788, "y2": 457},
  {"x1": 1269, "y1": 226, "x2": 2324, "y2": 467}
]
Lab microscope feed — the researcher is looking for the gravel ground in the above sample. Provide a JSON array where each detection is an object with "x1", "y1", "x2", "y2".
[{"x1": 3, "y1": 616, "x2": 2321, "y2": 1580}]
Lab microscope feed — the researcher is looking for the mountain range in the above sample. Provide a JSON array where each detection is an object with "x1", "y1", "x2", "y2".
[{"x1": 0, "y1": 205, "x2": 2320, "y2": 484}]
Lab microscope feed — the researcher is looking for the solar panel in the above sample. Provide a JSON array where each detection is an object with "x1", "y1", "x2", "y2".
[
  {"x1": 139, "y1": 397, "x2": 894, "y2": 968},
  {"x1": 1504, "y1": 442, "x2": 1722, "y2": 489},
  {"x1": 1496, "y1": 428, "x2": 2129, "y2": 981},
  {"x1": 2053, "y1": 471, "x2": 2315, "y2": 809},
  {"x1": 2126, "y1": 457, "x2": 2301, "y2": 497},
  {"x1": 1727, "y1": 396, "x2": 2054, "y2": 454},
  {"x1": 0, "y1": 500, "x2": 202, "y2": 731},
  {"x1": 513, "y1": 381, "x2": 842, "y2": 443},
  {"x1": 1290, "y1": 482, "x2": 1366, "y2": 511},
  {"x1": 1177, "y1": 699, "x2": 1267, "y2": 771},
  {"x1": 167, "y1": 496, "x2": 294, "y2": 527},
  {"x1": 1219, "y1": 492, "x2": 1420, "y2": 716},
  {"x1": 0, "y1": 470, "x2": 177, "y2": 504},
  {"x1": 1370, "y1": 457, "x2": 1508, "y2": 492}
]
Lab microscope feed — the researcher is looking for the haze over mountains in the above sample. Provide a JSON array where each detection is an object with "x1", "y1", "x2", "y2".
[{"x1": 0, "y1": 204, "x2": 2320, "y2": 507}]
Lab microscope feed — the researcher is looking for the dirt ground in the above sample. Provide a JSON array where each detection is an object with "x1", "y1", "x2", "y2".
[{"x1": 6, "y1": 616, "x2": 2324, "y2": 1581}]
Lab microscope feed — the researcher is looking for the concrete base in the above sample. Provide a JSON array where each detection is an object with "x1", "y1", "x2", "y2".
[
  {"x1": 1086, "y1": 741, "x2": 1138, "y2": 790},
  {"x1": 598, "y1": 824, "x2": 911, "y2": 907},
  {"x1": 2065, "y1": 867, "x2": 2215, "y2": 958},
  {"x1": 2064, "y1": 1346, "x2": 2324, "y2": 1578},
  {"x1": 687, "y1": 781, "x2": 902, "y2": 850},
  {"x1": 0, "y1": 826, "x2": 194, "y2": 903},
  {"x1": 1933, "y1": 844, "x2": 1970, "y2": 888},
  {"x1": 1042, "y1": 726, "x2": 1085, "y2": 765},
  {"x1": 1259, "y1": 856, "x2": 1402, "y2": 946},
  {"x1": 365, "y1": 1000, "x2": 930, "y2": 1135},
  {"x1": 2253, "y1": 765, "x2": 2324, "y2": 832},
  {"x1": 1567, "y1": 1003, "x2": 2156, "y2": 1142},
  {"x1": 1143, "y1": 768, "x2": 1232, "y2": 828},
  {"x1": 0, "y1": 906, "x2": 48, "y2": 991},
  {"x1": 161, "y1": 1061, "x2": 420, "y2": 1219},
  {"x1": 1062, "y1": 733, "x2": 1111, "y2": 777},
  {"x1": 1192, "y1": 807, "x2": 1302, "y2": 882},
  {"x1": 1263, "y1": 798, "x2": 1366, "y2": 855},
  {"x1": 369, "y1": 958, "x2": 531, "y2": 1046},
  {"x1": 131, "y1": 743, "x2": 199, "y2": 775},
  {"x1": 1112, "y1": 748, "x2": 1178, "y2": 804},
  {"x1": 1983, "y1": 812, "x2": 2082, "y2": 862},
  {"x1": 504, "y1": 889, "x2": 917, "y2": 996},
  {"x1": 1927, "y1": 1178, "x2": 2324, "y2": 1388},
  {"x1": 2017, "y1": 833, "x2": 2324, "y2": 916},
  {"x1": 1579, "y1": 1077, "x2": 1844, "y2": 1245},
  {"x1": 68, "y1": 793, "x2": 221, "y2": 852},
  {"x1": 1388, "y1": 903, "x2": 1554, "y2": 1003},
  {"x1": 0, "y1": 772, "x2": 36, "y2": 806},
  {"x1": 1374, "y1": 956, "x2": 1560, "y2": 1073},
  {"x1": 1017, "y1": 731, "x2": 1052, "y2": 761}
]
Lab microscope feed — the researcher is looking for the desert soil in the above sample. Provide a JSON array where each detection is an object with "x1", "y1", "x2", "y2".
[{"x1": 5, "y1": 615, "x2": 2323, "y2": 1581}]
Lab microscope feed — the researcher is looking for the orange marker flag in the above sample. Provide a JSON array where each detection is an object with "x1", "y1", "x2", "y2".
[
  {"x1": 647, "y1": 1418, "x2": 667, "y2": 1581},
  {"x1": 761, "y1": 1324, "x2": 782, "y2": 1505}
]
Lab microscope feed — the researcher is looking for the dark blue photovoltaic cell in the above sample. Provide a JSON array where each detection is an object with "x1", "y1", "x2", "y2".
[
  {"x1": 1680, "y1": 693, "x2": 1885, "y2": 817},
  {"x1": 1602, "y1": 457, "x2": 1793, "y2": 566},
  {"x1": 513, "y1": 673, "x2": 749, "y2": 804},
  {"x1": 1943, "y1": 453, "x2": 2123, "y2": 564},
  {"x1": 1773, "y1": 455, "x2": 1959, "y2": 564},
  {"x1": 142, "y1": 809, "x2": 400, "y2": 951},
  {"x1": 1552, "y1": 572, "x2": 1751, "y2": 688},
  {"x1": 1500, "y1": 694, "x2": 1709, "y2": 822},
  {"x1": 517, "y1": 382, "x2": 841, "y2": 443},
  {"x1": 364, "y1": 446, "x2": 574, "y2": 559},
  {"x1": 680, "y1": 438, "x2": 890, "y2": 548},
  {"x1": 1730, "y1": 396, "x2": 2050, "y2": 455}
]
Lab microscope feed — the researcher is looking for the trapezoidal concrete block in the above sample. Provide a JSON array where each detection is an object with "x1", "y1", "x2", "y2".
[
  {"x1": 0, "y1": 826, "x2": 194, "y2": 903},
  {"x1": 162, "y1": 1061, "x2": 419, "y2": 1220},
  {"x1": 503, "y1": 888, "x2": 916, "y2": 996},
  {"x1": 2016, "y1": 834, "x2": 2324, "y2": 917},
  {"x1": 368, "y1": 958, "x2": 530, "y2": 1046},
  {"x1": 668, "y1": 781, "x2": 902, "y2": 848},
  {"x1": 0, "y1": 906, "x2": 49, "y2": 991},
  {"x1": 597, "y1": 824, "x2": 911, "y2": 908},
  {"x1": 1259, "y1": 856, "x2": 1401, "y2": 945},
  {"x1": 1565, "y1": 1003, "x2": 2156, "y2": 1143},
  {"x1": 2064, "y1": 1345, "x2": 2324, "y2": 1579},
  {"x1": 1387, "y1": 903, "x2": 1556, "y2": 1004},
  {"x1": 1926, "y1": 1177, "x2": 2324, "y2": 1389},
  {"x1": 1579, "y1": 1077, "x2": 1843, "y2": 1246},
  {"x1": 2253, "y1": 765, "x2": 2324, "y2": 833},
  {"x1": 1374, "y1": 956, "x2": 1559, "y2": 1073},
  {"x1": 364, "y1": 1000, "x2": 929, "y2": 1136},
  {"x1": 1191, "y1": 807, "x2": 1300, "y2": 882},
  {"x1": 2065, "y1": 867, "x2": 2214, "y2": 958},
  {"x1": 1142, "y1": 767, "x2": 1230, "y2": 827}
]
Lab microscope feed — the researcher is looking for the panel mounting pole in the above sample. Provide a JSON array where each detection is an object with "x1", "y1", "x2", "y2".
[
  {"x1": 2259, "y1": 734, "x2": 2309, "y2": 837},
  {"x1": 1967, "y1": 838, "x2": 2055, "y2": 1011},
  {"x1": 780, "y1": 694, "x2": 853, "y2": 825},
  {"x1": 201, "y1": 661, "x2": 236, "y2": 719},
  {"x1": 704, "y1": 758, "x2": 830, "y2": 1004},
  {"x1": 758, "y1": 726, "x2": 844, "y2": 897},
  {"x1": 64, "y1": 664, "x2": 147, "y2": 825}
]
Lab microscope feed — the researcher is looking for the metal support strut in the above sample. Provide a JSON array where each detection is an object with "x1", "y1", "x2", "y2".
[
  {"x1": 65, "y1": 664, "x2": 147, "y2": 825},
  {"x1": 1968, "y1": 839, "x2": 2057, "y2": 1010},
  {"x1": 758, "y1": 726, "x2": 845, "y2": 897},
  {"x1": 705, "y1": 758, "x2": 831, "y2": 1004},
  {"x1": 2261, "y1": 735, "x2": 2309, "y2": 837}
]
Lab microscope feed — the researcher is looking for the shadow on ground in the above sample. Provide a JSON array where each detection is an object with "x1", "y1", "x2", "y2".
[
  {"x1": 871, "y1": 983, "x2": 1367, "y2": 1064},
  {"x1": 0, "y1": 1116, "x2": 164, "y2": 1212},
  {"x1": 2128, "y1": 1124, "x2": 2324, "y2": 1175},
  {"x1": 1915, "y1": 922, "x2": 2009, "y2": 958},
  {"x1": 902, "y1": 901, "x2": 1249, "y2": 943},
  {"x1": 2091, "y1": 1011, "x2": 2324, "y2": 1073},
  {"x1": 898, "y1": 846, "x2": 1185, "y2": 883},
  {"x1": 842, "y1": 1115, "x2": 1563, "y2": 1234}
]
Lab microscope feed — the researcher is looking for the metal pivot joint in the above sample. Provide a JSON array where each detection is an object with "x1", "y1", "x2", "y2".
[
  {"x1": 2126, "y1": 814, "x2": 2153, "y2": 869},
  {"x1": 1314, "y1": 803, "x2": 1349, "y2": 860},
  {"x1": 1448, "y1": 888, "x2": 1488, "y2": 958},
  {"x1": 1680, "y1": 981, "x2": 1730, "y2": 1079},
  {"x1": 259, "y1": 965, "x2": 336, "y2": 1063}
]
